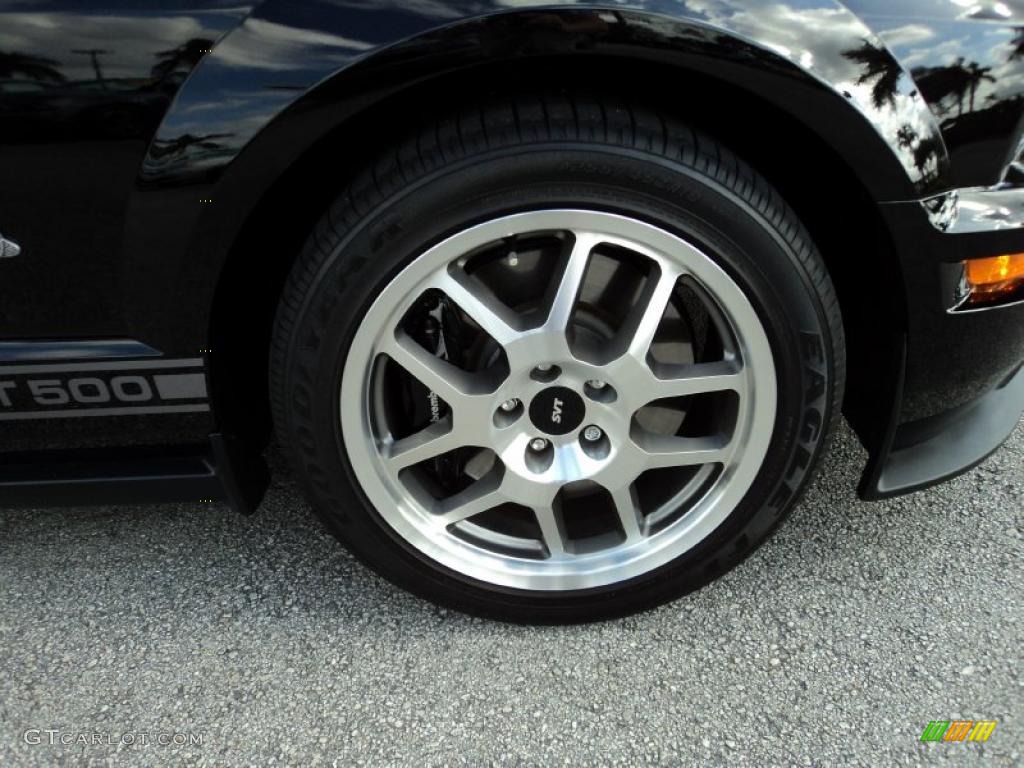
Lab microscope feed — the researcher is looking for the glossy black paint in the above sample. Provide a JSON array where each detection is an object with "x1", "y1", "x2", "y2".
[
  {"x1": 0, "y1": 339, "x2": 159, "y2": 361},
  {"x1": 0, "y1": 0, "x2": 1022, "y2": 501},
  {"x1": 859, "y1": 0, "x2": 1024, "y2": 187},
  {"x1": 0, "y1": 1, "x2": 247, "y2": 337},
  {"x1": 880, "y1": 199, "x2": 1024, "y2": 420}
]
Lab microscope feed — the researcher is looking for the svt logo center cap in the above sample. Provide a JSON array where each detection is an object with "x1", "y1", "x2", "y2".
[{"x1": 528, "y1": 386, "x2": 585, "y2": 436}]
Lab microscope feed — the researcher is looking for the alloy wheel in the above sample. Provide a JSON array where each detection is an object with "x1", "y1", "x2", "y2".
[{"x1": 340, "y1": 210, "x2": 777, "y2": 590}]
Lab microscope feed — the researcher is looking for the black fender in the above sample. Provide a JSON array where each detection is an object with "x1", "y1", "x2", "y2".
[{"x1": 122, "y1": 0, "x2": 946, "y2": 351}]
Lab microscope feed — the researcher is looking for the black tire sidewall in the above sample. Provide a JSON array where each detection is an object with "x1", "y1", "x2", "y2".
[{"x1": 278, "y1": 145, "x2": 836, "y2": 621}]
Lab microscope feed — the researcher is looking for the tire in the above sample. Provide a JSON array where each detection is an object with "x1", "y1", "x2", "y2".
[{"x1": 270, "y1": 94, "x2": 845, "y2": 623}]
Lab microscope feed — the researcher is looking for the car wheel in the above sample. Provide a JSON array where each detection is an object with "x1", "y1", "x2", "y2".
[{"x1": 270, "y1": 95, "x2": 845, "y2": 622}]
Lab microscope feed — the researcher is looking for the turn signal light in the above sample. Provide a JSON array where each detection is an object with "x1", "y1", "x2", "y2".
[{"x1": 963, "y1": 253, "x2": 1024, "y2": 306}]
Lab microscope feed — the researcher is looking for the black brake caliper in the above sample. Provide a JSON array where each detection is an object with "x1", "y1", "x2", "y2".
[{"x1": 403, "y1": 290, "x2": 470, "y2": 490}]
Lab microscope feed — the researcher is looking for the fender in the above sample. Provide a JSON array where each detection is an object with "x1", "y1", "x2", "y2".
[{"x1": 121, "y1": 0, "x2": 950, "y2": 354}]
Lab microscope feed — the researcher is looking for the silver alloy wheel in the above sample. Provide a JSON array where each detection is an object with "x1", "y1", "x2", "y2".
[{"x1": 340, "y1": 210, "x2": 777, "y2": 590}]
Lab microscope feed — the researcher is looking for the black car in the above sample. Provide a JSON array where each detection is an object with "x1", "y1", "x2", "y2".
[{"x1": 1, "y1": 0, "x2": 1022, "y2": 622}]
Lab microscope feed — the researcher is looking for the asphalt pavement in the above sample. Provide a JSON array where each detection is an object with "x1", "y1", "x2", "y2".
[{"x1": 1, "y1": 420, "x2": 1021, "y2": 766}]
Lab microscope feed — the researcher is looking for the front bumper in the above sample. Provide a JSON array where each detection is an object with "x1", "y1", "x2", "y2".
[
  {"x1": 857, "y1": 187, "x2": 1024, "y2": 499},
  {"x1": 861, "y1": 363, "x2": 1024, "y2": 499}
]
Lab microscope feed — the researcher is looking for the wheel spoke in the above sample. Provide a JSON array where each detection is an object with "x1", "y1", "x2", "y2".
[
  {"x1": 386, "y1": 419, "x2": 464, "y2": 471},
  {"x1": 382, "y1": 330, "x2": 481, "y2": 407},
  {"x1": 432, "y1": 270, "x2": 520, "y2": 347},
  {"x1": 543, "y1": 233, "x2": 597, "y2": 332},
  {"x1": 534, "y1": 504, "x2": 567, "y2": 558},
  {"x1": 623, "y1": 263, "x2": 683, "y2": 361},
  {"x1": 609, "y1": 485, "x2": 645, "y2": 543},
  {"x1": 648, "y1": 360, "x2": 746, "y2": 401},
  {"x1": 436, "y1": 471, "x2": 505, "y2": 525},
  {"x1": 632, "y1": 433, "x2": 730, "y2": 469}
]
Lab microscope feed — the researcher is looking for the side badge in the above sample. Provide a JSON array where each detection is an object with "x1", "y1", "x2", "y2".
[{"x1": 0, "y1": 233, "x2": 21, "y2": 259}]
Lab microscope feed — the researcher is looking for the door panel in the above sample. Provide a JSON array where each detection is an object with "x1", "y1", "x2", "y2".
[{"x1": 0, "y1": 1, "x2": 249, "y2": 338}]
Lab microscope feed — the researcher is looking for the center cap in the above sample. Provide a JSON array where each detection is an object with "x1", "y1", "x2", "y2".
[{"x1": 528, "y1": 386, "x2": 585, "y2": 436}]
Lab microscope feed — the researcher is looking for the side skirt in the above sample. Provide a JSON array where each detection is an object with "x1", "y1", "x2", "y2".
[{"x1": 0, "y1": 433, "x2": 269, "y2": 514}]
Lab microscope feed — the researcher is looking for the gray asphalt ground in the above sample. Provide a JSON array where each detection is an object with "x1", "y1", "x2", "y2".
[{"x1": 1, "y1": 420, "x2": 1021, "y2": 767}]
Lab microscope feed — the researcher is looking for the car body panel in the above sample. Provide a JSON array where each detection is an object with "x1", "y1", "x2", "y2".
[
  {"x1": 0, "y1": 0, "x2": 1022, "y2": 502},
  {"x1": 854, "y1": 0, "x2": 1024, "y2": 186}
]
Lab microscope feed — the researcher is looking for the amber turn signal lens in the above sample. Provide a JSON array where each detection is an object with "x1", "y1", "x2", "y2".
[{"x1": 964, "y1": 253, "x2": 1024, "y2": 305}]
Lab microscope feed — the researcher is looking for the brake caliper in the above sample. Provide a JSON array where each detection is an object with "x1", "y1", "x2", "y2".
[{"x1": 404, "y1": 291, "x2": 468, "y2": 488}]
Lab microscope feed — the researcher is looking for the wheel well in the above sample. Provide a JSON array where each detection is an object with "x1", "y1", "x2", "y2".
[{"x1": 209, "y1": 55, "x2": 907, "y2": 452}]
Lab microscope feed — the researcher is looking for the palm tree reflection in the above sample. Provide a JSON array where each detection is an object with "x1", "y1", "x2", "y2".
[
  {"x1": 896, "y1": 124, "x2": 943, "y2": 179},
  {"x1": 152, "y1": 38, "x2": 214, "y2": 81},
  {"x1": 842, "y1": 39, "x2": 942, "y2": 182},
  {"x1": 915, "y1": 58, "x2": 995, "y2": 117},
  {"x1": 842, "y1": 39, "x2": 902, "y2": 109},
  {"x1": 964, "y1": 62, "x2": 995, "y2": 113},
  {"x1": 0, "y1": 51, "x2": 66, "y2": 83}
]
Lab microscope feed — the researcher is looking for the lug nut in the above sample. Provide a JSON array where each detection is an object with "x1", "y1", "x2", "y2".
[
  {"x1": 499, "y1": 398, "x2": 519, "y2": 412},
  {"x1": 530, "y1": 363, "x2": 562, "y2": 383},
  {"x1": 529, "y1": 437, "x2": 549, "y2": 452},
  {"x1": 582, "y1": 425, "x2": 603, "y2": 442},
  {"x1": 587, "y1": 379, "x2": 606, "y2": 389}
]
